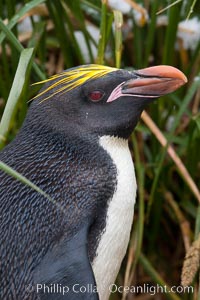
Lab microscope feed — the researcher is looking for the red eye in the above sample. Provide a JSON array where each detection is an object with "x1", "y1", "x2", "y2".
[{"x1": 89, "y1": 90, "x2": 104, "y2": 102}]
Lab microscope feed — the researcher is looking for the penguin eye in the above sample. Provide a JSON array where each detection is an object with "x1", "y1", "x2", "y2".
[{"x1": 89, "y1": 90, "x2": 104, "y2": 102}]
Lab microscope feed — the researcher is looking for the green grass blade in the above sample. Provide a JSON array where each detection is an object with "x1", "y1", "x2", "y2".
[
  {"x1": 162, "y1": 1, "x2": 182, "y2": 65},
  {"x1": 96, "y1": 0, "x2": 107, "y2": 64},
  {"x1": 186, "y1": 0, "x2": 198, "y2": 19},
  {"x1": 46, "y1": 1, "x2": 76, "y2": 68},
  {"x1": 63, "y1": 0, "x2": 93, "y2": 63},
  {"x1": 61, "y1": 1, "x2": 85, "y2": 64},
  {"x1": 113, "y1": 10, "x2": 123, "y2": 69},
  {"x1": 0, "y1": 17, "x2": 24, "y2": 52},
  {"x1": 130, "y1": 134, "x2": 145, "y2": 269},
  {"x1": 195, "y1": 206, "x2": 200, "y2": 239},
  {"x1": 0, "y1": 18, "x2": 45, "y2": 80},
  {"x1": 0, "y1": 0, "x2": 46, "y2": 44},
  {"x1": 144, "y1": 1, "x2": 159, "y2": 66},
  {"x1": 7, "y1": 0, "x2": 16, "y2": 19},
  {"x1": 148, "y1": 75, "x2": 200, "y2": 216},
  {"x1": 131, "y1": 13, "x2": 143, "y2": 68},
  {"x1": 81, "y1": 0, "x2": 101, "y2": 13},
  {"x1": 0, "y1": 48, "x2": 34, "y2": 148},
  {"x1": 139, "y1": 253, "x2": 182, "y2": 300},
  {"x1": 170, "y1": 79, "x2": 200, "y2": 133}
]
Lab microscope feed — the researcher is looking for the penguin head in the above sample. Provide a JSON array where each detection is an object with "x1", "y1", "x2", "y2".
[{"x1": 31, "y1": 65, "x2": 187, "y2": 139}]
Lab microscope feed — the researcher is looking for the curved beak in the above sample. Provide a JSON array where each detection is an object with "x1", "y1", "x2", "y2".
[{"x1": 122, "y1": 65, "x2": 187, "y2": 98}]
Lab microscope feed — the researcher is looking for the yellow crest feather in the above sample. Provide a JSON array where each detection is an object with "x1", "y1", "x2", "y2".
[{"x1": 32, "y1": 65, "x2": 117, "y2": 102}]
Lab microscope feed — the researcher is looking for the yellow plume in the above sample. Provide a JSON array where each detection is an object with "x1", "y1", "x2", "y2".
[{"x1": 32, "y1": 65, "x2": 117, "y2": 102}]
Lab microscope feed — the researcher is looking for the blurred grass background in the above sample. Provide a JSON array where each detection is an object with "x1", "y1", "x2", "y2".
[{"x1": 0, "y1": 0, "x2": 200, "y2": 299}]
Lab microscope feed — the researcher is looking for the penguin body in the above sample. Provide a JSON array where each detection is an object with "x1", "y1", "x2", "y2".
[
  {"x1": 0, "y1": 127, "x2": 116, "y2": 300},
  {"x1": 0, "y1": 65, "x2": 186, "y2": 299}
]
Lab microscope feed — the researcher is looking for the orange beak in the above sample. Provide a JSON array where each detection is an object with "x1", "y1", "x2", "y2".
[{"x1": 122, "y1": 65, "x2": 187, "y2": 98}]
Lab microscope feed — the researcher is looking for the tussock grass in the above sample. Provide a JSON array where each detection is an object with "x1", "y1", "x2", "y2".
[{"x1": 0, "y1": 1, "x2": 199, "y2": 299}]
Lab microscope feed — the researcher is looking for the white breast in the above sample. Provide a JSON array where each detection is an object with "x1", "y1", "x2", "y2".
[{"x1": 92, "y1": 135, "x2": 137, "y2": 300}]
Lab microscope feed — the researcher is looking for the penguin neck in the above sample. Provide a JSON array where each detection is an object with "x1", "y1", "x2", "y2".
[{"x1": 18, "y1": 115, "x2": 98, "y2": 153}]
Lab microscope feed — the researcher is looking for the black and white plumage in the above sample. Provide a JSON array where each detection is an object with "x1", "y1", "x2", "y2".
[{"x1": 0, "y1": 65, "x2": 187, "y2": 299}]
